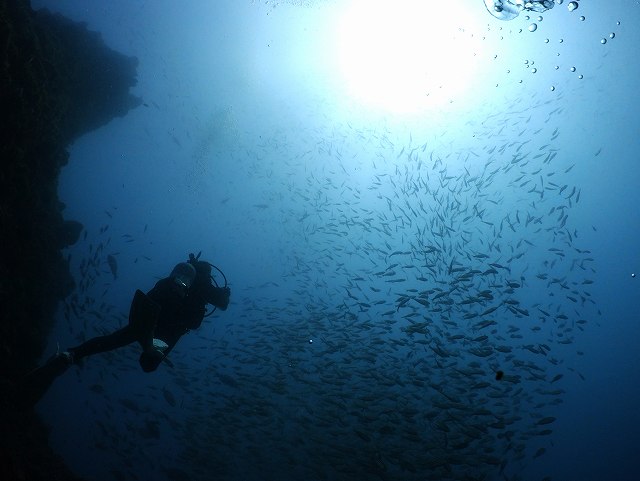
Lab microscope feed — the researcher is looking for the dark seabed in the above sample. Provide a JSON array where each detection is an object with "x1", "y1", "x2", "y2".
[{"x1": 25, "y1": 1, "x2": 640, "y2": 480}]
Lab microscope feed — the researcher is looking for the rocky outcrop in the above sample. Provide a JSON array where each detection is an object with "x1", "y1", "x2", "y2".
[{"x1": 1, "y1": 1, "x2": 140, "y2": 479}]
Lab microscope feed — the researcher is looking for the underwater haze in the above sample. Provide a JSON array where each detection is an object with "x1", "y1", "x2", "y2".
[{"x1": 30, "y1": 1, "x2": 639, "y2": 480}]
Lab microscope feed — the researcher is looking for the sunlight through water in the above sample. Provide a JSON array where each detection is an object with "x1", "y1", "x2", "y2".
[{"x1": 333, "y1": 0, "x2": 486, "y2": 115}]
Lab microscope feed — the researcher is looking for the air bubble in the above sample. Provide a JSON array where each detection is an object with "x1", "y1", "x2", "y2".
[
  {"x1": 579, "y1": 16, "x2": 585, "y2": 21},
  {"x1": 529, "y1": 23, "x2": 538, "y2": 32},
  {"x1": 567, "y1": 1, "x2": 578, "y2": 12},
  {"x1": 570, "y1": 66, "x2": 576, "y2": 72},
  {"x1": 550, "y1": 86, "x2": 555, "y2": 91},
  {"x1": 609, "y1": 32, "x2": 616, "y2": 39},
  {"x1": 531, "y1": 68, "x2": 537, "y2": 73},
  {"x1": 601, "y1": 38, "x2": 607, "y2": 44}
]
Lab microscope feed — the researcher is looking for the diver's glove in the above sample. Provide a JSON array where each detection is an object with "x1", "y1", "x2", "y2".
[
  {"x1": 208, "y1": 286, "x2": 230, "y2": 310},
  {"x1": 139, "y1": 347, "x2": 165, "y2": 373},
  {"x1": 152, "y1": 338, "x2": 169, "y2": 352},
  {"x1": 138, "y1": 339, "x2": 169, "y2": 373}
]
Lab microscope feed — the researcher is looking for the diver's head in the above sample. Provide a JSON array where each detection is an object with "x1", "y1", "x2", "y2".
[{"x1": 170, "y1": 262, "x2": 196, "y2": 295}]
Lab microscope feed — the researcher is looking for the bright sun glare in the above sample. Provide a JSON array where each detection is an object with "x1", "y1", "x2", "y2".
[{"x1": 334, "y1": 0, "x2": 484, "y2": 115}]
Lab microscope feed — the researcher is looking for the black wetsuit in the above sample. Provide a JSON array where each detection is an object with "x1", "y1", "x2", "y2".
[{"x1": 68, "y1": 275, "x2": 228, "y2": 372}]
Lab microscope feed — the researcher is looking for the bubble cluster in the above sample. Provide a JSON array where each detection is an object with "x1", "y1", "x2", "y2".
[
  {"x1": 484, "y1": 0, "x2": 556, "y2": 21},
  {"x1": 483, "y1": 0, "x2": 620, "y2": 94}
]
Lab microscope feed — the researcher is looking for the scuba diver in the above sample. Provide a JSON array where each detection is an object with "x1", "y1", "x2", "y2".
[{"x1": 22, "y1": 252, "x2": 230, "y2": 405}]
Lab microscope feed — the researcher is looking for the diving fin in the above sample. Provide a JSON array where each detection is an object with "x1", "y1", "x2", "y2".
[{"x1": 19, "y1": 349, "x2": 73, "y2": 407}]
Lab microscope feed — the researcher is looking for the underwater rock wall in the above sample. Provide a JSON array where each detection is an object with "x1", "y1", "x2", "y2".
[{"x1": 0, "y1": 0, "x2": 139, "y2": 478}]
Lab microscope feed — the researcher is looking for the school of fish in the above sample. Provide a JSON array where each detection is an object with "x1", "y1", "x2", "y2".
[{"x1": 56, "y1": 93, "x2": 601, "y2": 481}]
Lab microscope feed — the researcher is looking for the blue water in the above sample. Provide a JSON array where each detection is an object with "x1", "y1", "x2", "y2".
[{"x1": 31, "y1": 1, "x2": 640, "y2": 480}]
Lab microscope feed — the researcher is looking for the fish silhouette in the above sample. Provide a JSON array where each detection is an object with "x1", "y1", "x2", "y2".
[{"x1": 107, "y1": 254, "x2": 118, "y2": 280}]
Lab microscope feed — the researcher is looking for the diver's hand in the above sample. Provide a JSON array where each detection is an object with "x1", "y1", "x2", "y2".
[
  {"x1": 219, "y1": 286, "x2": 230, "y2": 310},
  {"x1": 152, "y1": 338, "x2": 169, "y2": 352},
  {"x1": 139, "y1": 348, "x2": 165, "y2": 373},
  {"x1": 209, "y1": 286, "x2": 230, "y2": 310}
]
